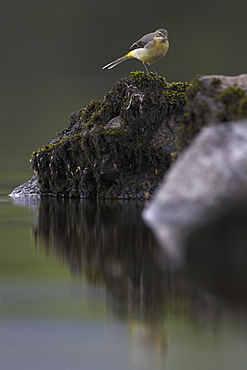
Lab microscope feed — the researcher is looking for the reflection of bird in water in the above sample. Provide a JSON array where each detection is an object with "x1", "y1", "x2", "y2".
[
  {"x1": 102, "y1": 29, "x2": 169, "y2": 78},
  {"x1": 129, "y1": 321, "x2": 168, "y2": 354}
]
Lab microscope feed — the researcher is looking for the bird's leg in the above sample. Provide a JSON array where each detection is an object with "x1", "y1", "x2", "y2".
[
  {"x1": 143, "y1": 62, "x2": 150, "y2": 75},
  {"x1": 151, "y1": 64, "x2": 164, "y2": 86},
  {"x1": 151, "y1": 64, "x2": 160, "y2": 79}
]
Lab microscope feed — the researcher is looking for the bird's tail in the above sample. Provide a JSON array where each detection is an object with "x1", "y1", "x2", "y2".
[{"x1": 102, "y1": 54, "x2": 133, "y2": 70}]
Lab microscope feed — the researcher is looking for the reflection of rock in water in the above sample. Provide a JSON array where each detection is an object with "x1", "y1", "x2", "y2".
[
  {"x1": 31, "y1": 198, "x2": 246, "y2": 330},
  {"x1": 186, "y1": 200, "x2": 247, "y2": 304},
  {"x1": 33, "y1": 199, "x2": 192, "y2": 319}
]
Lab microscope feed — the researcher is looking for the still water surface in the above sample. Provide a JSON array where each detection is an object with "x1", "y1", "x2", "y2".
[{"x1": 1, "y1": 192, "x2": 247, "y2": 370}]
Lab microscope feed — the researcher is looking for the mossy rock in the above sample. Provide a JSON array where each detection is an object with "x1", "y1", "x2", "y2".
[
  {"x1": 178, "y1": 74, "x2": 247, "y2": 150},
  {"x1": 31, "y1": 72, "x2": 189, "y2": 198}
]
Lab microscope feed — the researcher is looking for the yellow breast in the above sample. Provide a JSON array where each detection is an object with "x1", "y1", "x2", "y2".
[{"x1": 129, "y1": 40, "x2": 169, "y2": 64}]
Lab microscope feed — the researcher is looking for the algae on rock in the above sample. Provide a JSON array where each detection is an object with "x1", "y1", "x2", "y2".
[
  {"x1": 13, "y1": 72, "x2": 189, "y2": 198},
  {"x1": 178, "y1": 74, "x2": 247, "y2": 150}
]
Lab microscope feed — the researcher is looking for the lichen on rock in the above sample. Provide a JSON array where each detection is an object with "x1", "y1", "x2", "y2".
[
  {"x1": 29, "y1": 72, "x2": 189, "y2": 198},
  {"x1": 178, "y1": 74, "x2": 247, "y2": 150}
]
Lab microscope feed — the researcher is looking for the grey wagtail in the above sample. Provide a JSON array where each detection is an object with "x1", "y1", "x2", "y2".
[{"x1": 102, "y1": 29, "x2": 169, "y2": 77}]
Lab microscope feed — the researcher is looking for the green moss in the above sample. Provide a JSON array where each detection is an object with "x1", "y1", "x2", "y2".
[
  {"x1": 80, "y1": 100, "x2": 103, "y2": 123},
  {"x1": 30, "y1": 72, "x2": 188, "y2": 198},
  {"x1": 218, "y1": 86, "x2": 247, "y2": 120},
  {"x1": 161, "y1": 82, "x2": 191, "y2": 105},
  {"x1": 178, "y1": 76, "x2": 247, "y2": 151},
  {"x1": 129, "y1": 71, "x2": 155, "y2": 85},
  {"x1": 177, "y1": 77, "x2": 209, "y2": 149},
  {"x1": 239, "y1": 96, "x2": 247, "y2": 117},
  {"x1": 185, "y1": 75, "x2": 204, "y2": 100},
  {"x1": 210, "y1": 77, "x2": 221, "y2": 87}
]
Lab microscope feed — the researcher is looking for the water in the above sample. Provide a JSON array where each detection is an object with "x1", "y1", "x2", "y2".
[{"x1": 1, "y1": 193, "x2": 247, "y2": 370}]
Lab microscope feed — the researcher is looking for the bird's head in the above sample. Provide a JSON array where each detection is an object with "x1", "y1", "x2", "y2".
[{"x1": 154, "y1": 29, "x2": 169, "y2": 43}]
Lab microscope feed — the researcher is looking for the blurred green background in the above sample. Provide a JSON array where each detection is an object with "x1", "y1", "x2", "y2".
[{"x1": 1, "y1": 0, "x2": 246, "y2": 191}]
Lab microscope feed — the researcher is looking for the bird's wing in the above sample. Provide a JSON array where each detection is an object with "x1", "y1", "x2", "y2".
[{"x1": 127, "y1": 32, "x2": 154, "y2": 52}]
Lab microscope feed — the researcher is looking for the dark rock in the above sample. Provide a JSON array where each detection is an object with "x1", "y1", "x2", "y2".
[
  {"x1": 12, "y1": 73, "x2": 247, "y2": 199},
  {"x1": 10, "y1": 174, "x2": 40, "y2": 197},
  {"x1": 10, "y1": 72, "x2": 189, "y2": 198}
]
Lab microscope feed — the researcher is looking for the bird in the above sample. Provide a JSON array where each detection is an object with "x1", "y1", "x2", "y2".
[{"x1": 102, "y1": 29, "x2": 169, "y2": 78}]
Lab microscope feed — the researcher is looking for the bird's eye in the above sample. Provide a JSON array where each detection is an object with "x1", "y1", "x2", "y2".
[{"x1": 158, "y1": 32, "x2": 163, "y2": 36}]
